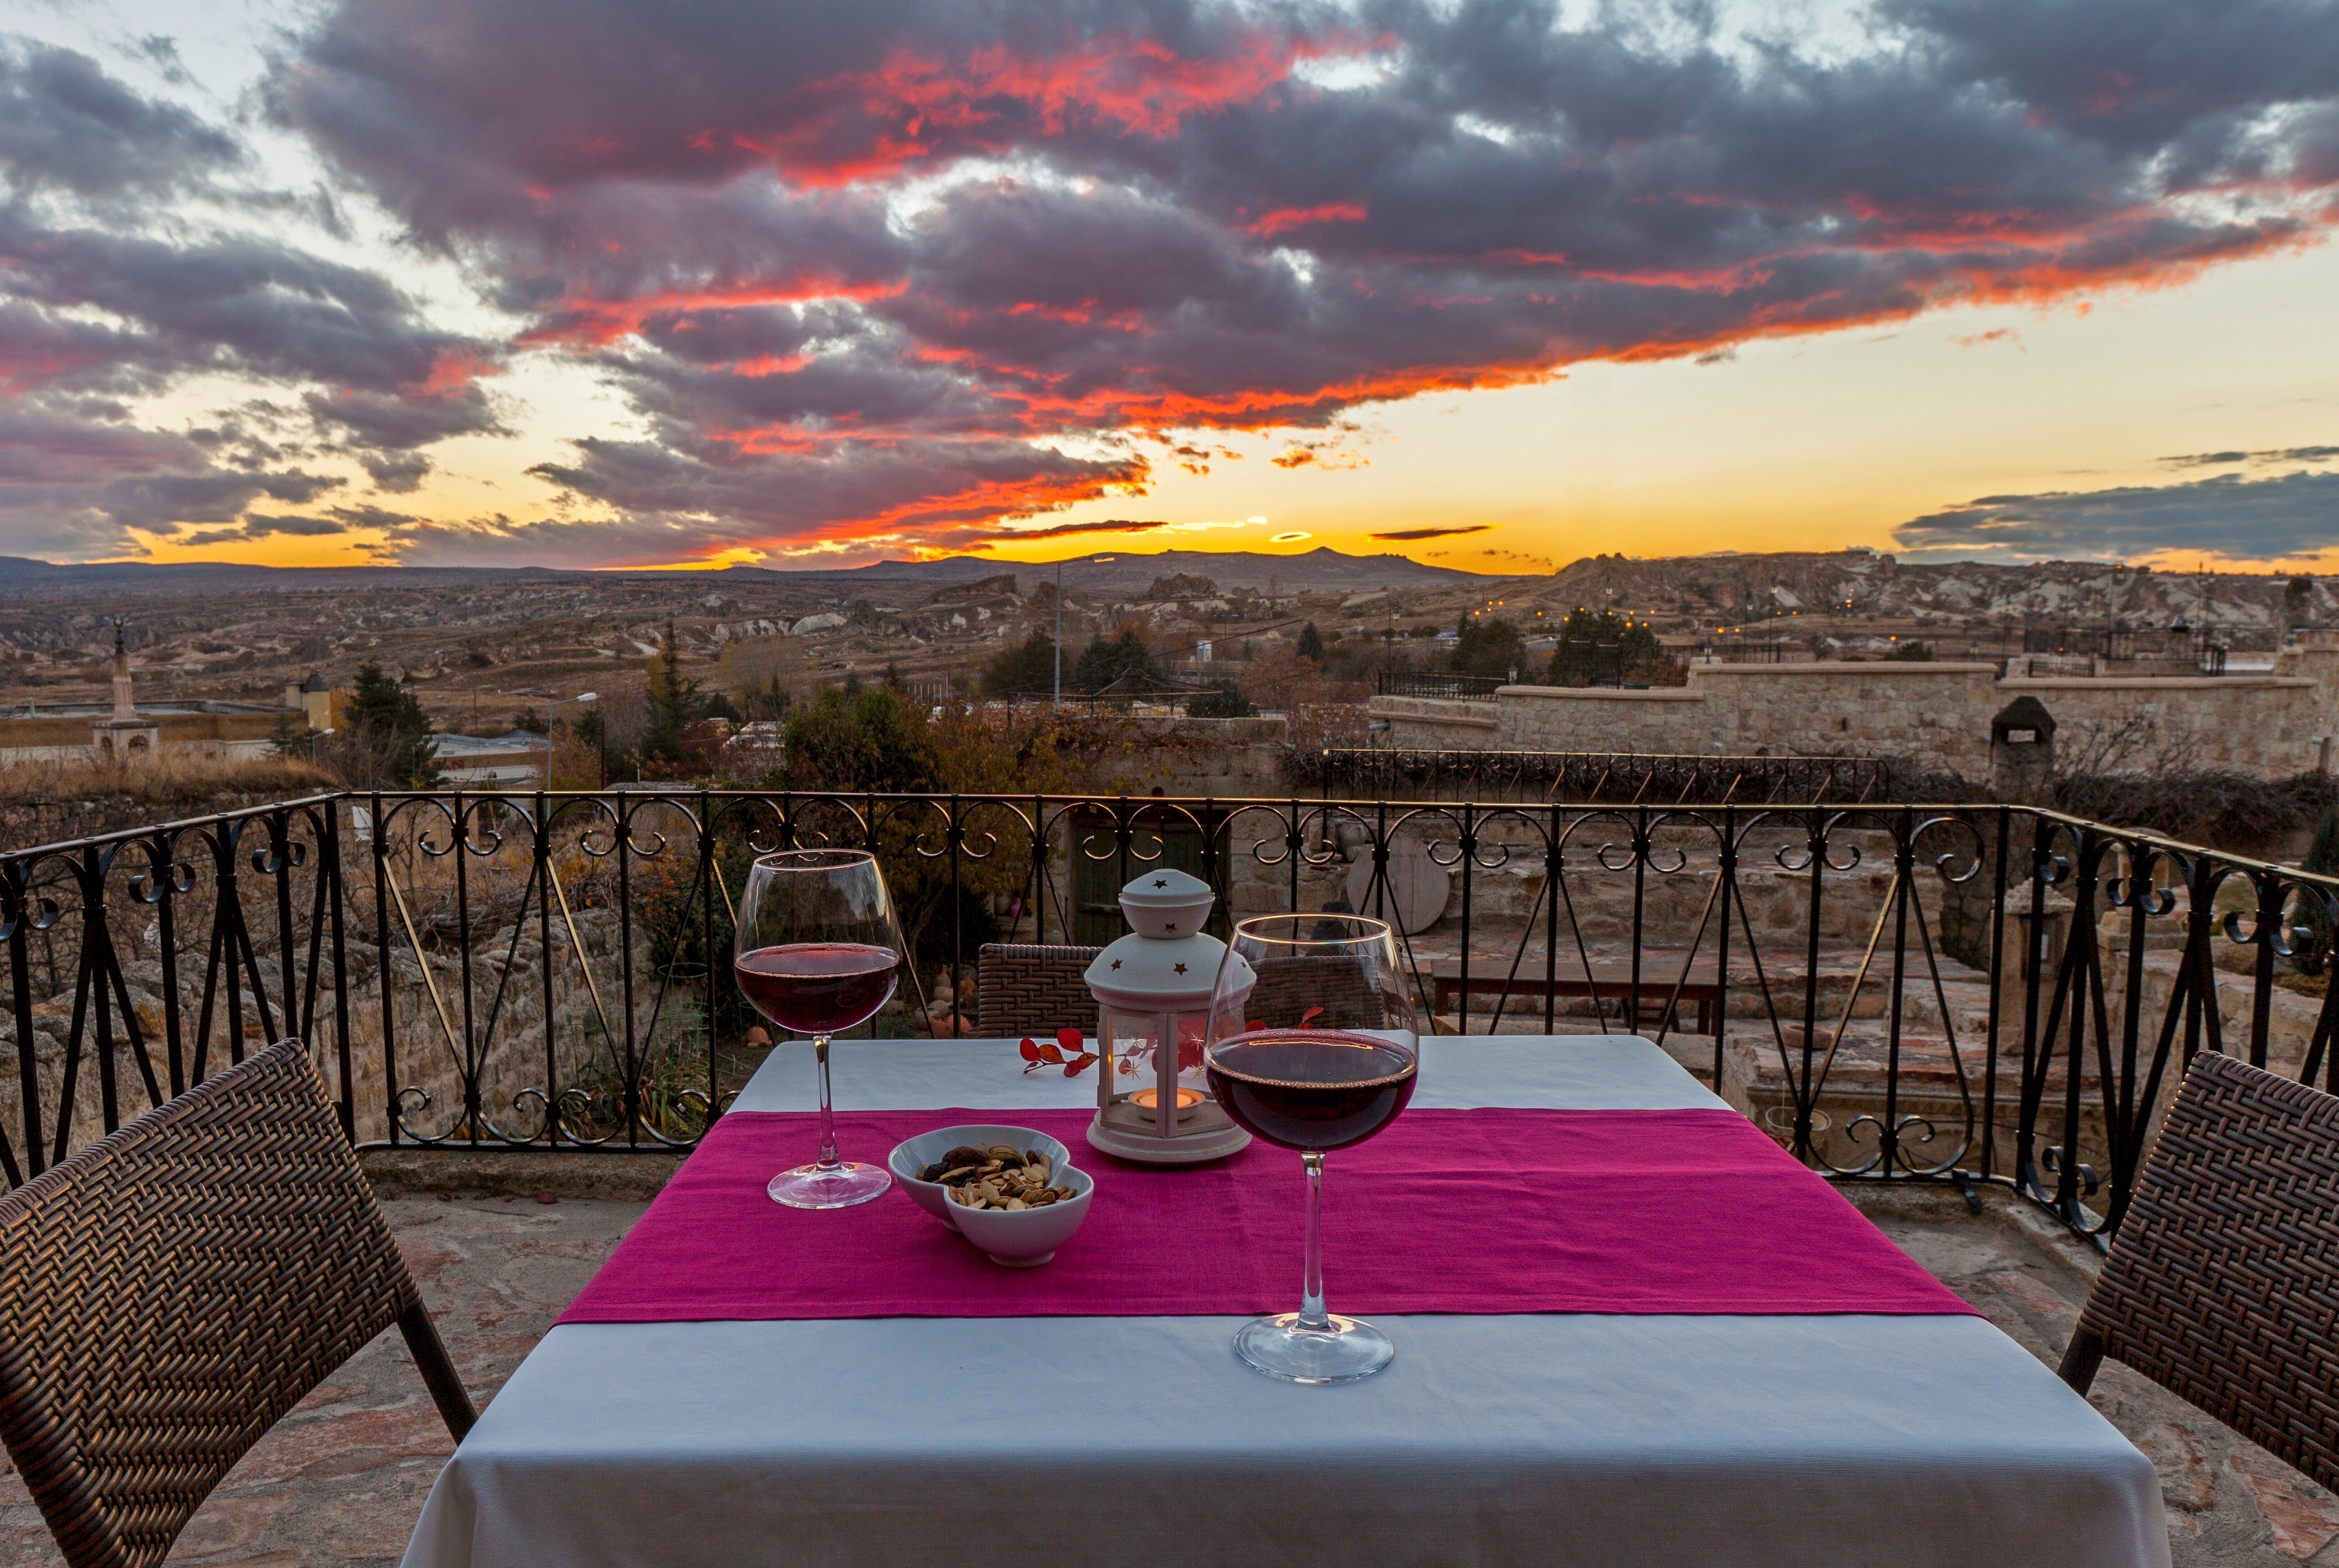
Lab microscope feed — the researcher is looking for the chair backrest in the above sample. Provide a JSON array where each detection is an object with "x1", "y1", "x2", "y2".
[
  {"x1": 2060, "y1": 1049, "x2": 2339, "y2": 1493},
  {"x1": 977, "y1": 944, "x2": 1103, "y2": 1037},
  {"x1": 0, "y1": 1040, "x2": 468, "y2": 1568},
  {"x1": 1244, "y1": 955, "x2": 1390, "y2": 1032}
]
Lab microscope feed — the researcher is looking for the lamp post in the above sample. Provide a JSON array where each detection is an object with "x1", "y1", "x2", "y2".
[
  {"x1": 1054, "y1": 555, "x2": 1116, "y2": 709},
  {"x1": 548, "y1": 691, "x2": 601, "y2": 788}
]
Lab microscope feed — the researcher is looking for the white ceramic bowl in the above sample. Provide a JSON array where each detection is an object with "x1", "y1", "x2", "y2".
[
  {"x1": 946, "y1": 1164, "x2": 1094, "y2": 1268},
  {"x1": 887, "y1": 1125, "x2": 1076, "y2": 1231}
]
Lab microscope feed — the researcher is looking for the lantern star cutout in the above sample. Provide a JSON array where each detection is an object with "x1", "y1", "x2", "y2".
[
  {"x1": 1153, "y1": 878, "x2": 1168, "y2": 888},
  {"x1": 1110, "y1": 958, "x2": 1122, "y2": 970},
  {"x1": 1174, "y1": 962, "x2": 1188, "y2": 974},
  {"x1": 1164, "y1": 921, "x2": 1176, "y2": 931}
]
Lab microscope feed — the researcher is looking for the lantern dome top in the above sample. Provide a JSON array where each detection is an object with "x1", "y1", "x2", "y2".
[
  {"x1": 1082, "y1": 870, "x2": 1251, "y2": 1008},
  {"x1": 1114, "y1": 867, "x2": 1215, "y2": 938}
]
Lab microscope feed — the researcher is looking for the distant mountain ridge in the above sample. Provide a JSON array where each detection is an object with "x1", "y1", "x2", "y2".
[
  {"x1": 753, "y1": 546, "x2": 1502, "y2": 595},
  {"x1": 0, "y1": 546, "x2": 1503, "y2": 597}
]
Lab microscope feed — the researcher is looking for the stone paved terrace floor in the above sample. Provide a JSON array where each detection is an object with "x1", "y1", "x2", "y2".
[{"x1": 4, "y1": 1176, "x2": 2338, "y2": 1567}]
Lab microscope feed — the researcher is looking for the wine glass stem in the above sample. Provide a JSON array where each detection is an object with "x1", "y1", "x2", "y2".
[
  {"x1": 1298, "y1": 1150, "x2": 1331, "y2": 1332},
  {"x1": 812, "y1": 1033, "x2": 842, "y2": 1171}
]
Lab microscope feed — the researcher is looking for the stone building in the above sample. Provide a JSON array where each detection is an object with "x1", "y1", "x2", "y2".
[
  {"x1": 1369, "y1": 642, "x2": 2339, "y2": 778},
  {"x1": 0, "y1": 627, "x2": 291, "y2": 767}
]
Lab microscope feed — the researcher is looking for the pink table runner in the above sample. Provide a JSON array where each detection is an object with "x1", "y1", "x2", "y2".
[{"x1": 560, "y1": 1107, "x2": 1973, "y2": 1322}]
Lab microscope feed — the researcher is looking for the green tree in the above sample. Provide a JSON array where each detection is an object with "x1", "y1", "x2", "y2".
[
  {"x1": 1548, "y1": 608, "x2": 1664, "y2": 686},
  {"x1": 641, "y1": 619, "x2": 705, "y2": 763},
  {"x1": 777, "y1": 686, "x2": 1002, "y2": 973},
  {"x1": 739, "y1": 674, "x2": 793, "y2": 721},
  {"x1": 1884, "y1": 640, "x2": 1935, "y2": 662},
  {"x1": 982, "y1": 629, "x2": 1058, "y2": 696},
  {"x1": 782, "y1": 685, "x2": 940, "y2": 792},
  {"x1": 1187, "y1": 678, "x2": 1257, "y2": 718},
  {"x1": 1069, "y1": 627, "x2": 1161, "y2": 692},
  {"x1": 338, "y1": 662, "x2": 441, "y2": 787},
  {"x1": 1444, "y1": 613, "x2": 1528, "y2": 679},
  {"x1": 1295, "y1": 622, "x2": 1326, "y2": 661}
]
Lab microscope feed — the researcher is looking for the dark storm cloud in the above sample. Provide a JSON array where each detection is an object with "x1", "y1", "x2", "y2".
[
  {"x1": 1895, "y1": 472, "x2": 2339, "y2": 561},
  {"x1": 265, "y1": 0, "x2": 2339, "y2": 562},
  {"x1": 0, "y1": 37, "x2": 504, "y2": 557}
]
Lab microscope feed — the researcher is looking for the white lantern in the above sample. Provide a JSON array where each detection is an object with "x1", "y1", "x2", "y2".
[{"x1": 1083, "y1": 869, "x2": 1253, "y2": 1164}]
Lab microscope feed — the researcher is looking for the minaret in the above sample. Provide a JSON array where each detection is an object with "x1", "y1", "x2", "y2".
[
  {"x1": 110, "y1": 620, "x2": 135, "y2": 721},
  {"x1": 91, "y1": 619, "x2": 160, "y2": 757}
]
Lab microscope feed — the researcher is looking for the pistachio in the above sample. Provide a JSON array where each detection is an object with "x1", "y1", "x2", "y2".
[{"x1": 922, "y1": 1140, "x2": 1076, "y2": 1210}]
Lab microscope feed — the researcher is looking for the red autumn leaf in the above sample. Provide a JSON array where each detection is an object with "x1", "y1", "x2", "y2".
[
  {"x1": 1299, "y1": 1005, "x2": 1325, "y2": 1028},
  {"x1": 1019, "y1": 1038, "x2": 1043, "y2": 1062},
  {"x1": 1057, "y1": 1027, "x2": 1085, "y2": 1054},
  {"x1": 1039, "y1": 1043, "x2": 1066, "y2": 1063},
  {"x1": 1177, "y1": 1038, "x2": 1203, "y2": 1071},
  {"x1": 1063, "y1": 1052, "x2": 1098, "y2": 1077}
]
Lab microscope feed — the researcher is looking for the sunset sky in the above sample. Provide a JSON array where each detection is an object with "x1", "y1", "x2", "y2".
[{"x1": 3, "y1": 0, "x2": 2336, "y2": 576}]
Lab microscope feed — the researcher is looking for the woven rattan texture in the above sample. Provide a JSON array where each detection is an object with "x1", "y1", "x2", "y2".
[
  {"x1": 0, "y1": 1041, "x2": 422, "y2": 1568},
  {"x1": 977, "y1": 944, "x2": 1103, "y2": 1037},
  {"x1": 2080, "y1": 1049, "x2": 2339, "y2": 1493}
]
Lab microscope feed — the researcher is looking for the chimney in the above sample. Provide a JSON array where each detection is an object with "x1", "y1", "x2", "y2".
[{"x1": 1989, "y1": 696, "x2": 2057, "y2": 807}]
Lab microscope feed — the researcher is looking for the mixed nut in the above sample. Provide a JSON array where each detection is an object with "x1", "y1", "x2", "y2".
[{"x1": 916, "y1": 1144, "x2": 1077, "y2": 1210}]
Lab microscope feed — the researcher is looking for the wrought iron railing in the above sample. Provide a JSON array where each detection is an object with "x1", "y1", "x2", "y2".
[
  {"x1": 1294, "y1": 749, "x2": 1908, "y2": 805},
  {"x1": 1374, "y1": 671, "x2": 1507, "y2": 701},
  {"x1": 6, "y1": 787, "x2": 2337, "y2": 1247}
]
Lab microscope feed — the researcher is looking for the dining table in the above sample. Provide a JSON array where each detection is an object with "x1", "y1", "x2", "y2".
[{"x1": 399, "y1": 1034, "x2": 2168, "y2": 1568}]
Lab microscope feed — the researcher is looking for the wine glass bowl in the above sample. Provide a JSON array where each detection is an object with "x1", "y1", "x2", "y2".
[
  {"x1": 1206, "y1": 913, "x2": 1419, "y2": 1384},
  {"x1": 734, "y1": 849, "x2": 906, "y2": 1209},
  {"x1": 1205, "y1": 1029, "x2": 1418, "y2": 1153}
]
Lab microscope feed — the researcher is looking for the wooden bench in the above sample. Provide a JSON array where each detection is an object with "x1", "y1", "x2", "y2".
[{"x1": 1429, "y1": 957, "x2": 1723, "y2": 1037}]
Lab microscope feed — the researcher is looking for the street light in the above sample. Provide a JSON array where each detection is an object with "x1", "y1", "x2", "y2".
[
  {"x1": 548, "y1": 691, "x2": 602, "y2": 788},
  {"x1": 1055, "y1": 556, "x2": 1117, "y2": 709}
]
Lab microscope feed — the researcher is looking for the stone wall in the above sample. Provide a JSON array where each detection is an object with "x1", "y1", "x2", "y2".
[{"x1": 1368, "y1": 646, "x2": 2339, "y2": 779}]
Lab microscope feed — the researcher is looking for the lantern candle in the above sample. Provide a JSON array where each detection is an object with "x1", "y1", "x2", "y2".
[{"x1": 1082, "y1": 869, "x2": 1253, "y2": 1164}]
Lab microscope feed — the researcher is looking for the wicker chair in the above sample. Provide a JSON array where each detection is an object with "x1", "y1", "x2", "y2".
[
  {"x1": 0, "y1": 1040, "x2": 476, "y2": 1568},
  {"x1": 977, "y1": 943, "x2": 1104, "y2": 1038},
  {"x1": 1245, "y1": 955, "x2": 1393, "y2": 1032},
  {"x1": 2058, "y1": 1049, "x2": 2339, "y2": 1493}
]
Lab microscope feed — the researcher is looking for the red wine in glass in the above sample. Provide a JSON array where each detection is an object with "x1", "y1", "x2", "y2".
[
  {"x1": 736, "y1": 944, "x2": 901, "y2": 1036},
  {"x1": 1205, "y1": 912, "x2": 1420, "y2": 1385},
  {"x1": 1205, "y1": 1031, "x2": 1418, "y2": 1151},
  {"x1": 734, "y1": 849, "x2": 907, "y2": 1209}
]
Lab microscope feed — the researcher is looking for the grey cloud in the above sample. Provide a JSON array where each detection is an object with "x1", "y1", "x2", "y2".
[
  {"x1": 1895, "y1": 472, "x2": 2339, "y2": 561},
  {"x1": 261, "y1": 0, "x2": 2339, "y2": 563},
  {"x1": 180, "y1": 511, "x2": 357, "y2": 545},
  {"x1": 2160, "y1": 444, "x2": 2339, "y2": 467},
  {"x1": 359, "y1": 449, "x2": 434, "y2": 492},
  {"x1": 0, "y1": 36, "x2": 243, "y2": 198},
  {"x1": 0, "y1": 43, "x2": 507, "y2": 554}
]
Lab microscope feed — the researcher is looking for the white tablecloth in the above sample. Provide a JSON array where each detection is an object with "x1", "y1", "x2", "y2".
[{"x1": 402, "y1": 1037, "x2": 2168, "y2": 1568}]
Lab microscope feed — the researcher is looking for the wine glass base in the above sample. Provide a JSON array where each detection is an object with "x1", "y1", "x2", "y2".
[
  {"x1": 767, "y1": 1162, "x2": 891, "y2": 1209},
  {"x1": 1232, "y1": 1312, "x2": 1394, "y2": 1384}
]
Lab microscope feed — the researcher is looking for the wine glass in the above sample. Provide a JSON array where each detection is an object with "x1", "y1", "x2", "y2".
[
  {"x1": 734, "y1": 849, "x2": 907, "y2": 1208},
  {"x1": 1204, "y1": 913, "x2": 1419, "y2": 1384}
]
